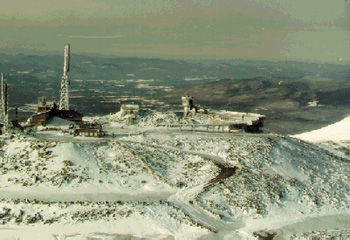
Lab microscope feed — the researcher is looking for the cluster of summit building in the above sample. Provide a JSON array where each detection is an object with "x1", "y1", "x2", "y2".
[{"x1": 0, "y1": 44, "x2": 265, "y2": 137}]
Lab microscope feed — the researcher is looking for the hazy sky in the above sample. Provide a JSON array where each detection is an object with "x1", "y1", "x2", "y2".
[{"x1": 0, "y1": 0, "x2": 349, "y2": 62}]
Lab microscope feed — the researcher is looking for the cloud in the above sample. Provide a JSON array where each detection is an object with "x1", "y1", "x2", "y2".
[{"x1": 69, "y1": 35, "x2": 124, "y2": 39}]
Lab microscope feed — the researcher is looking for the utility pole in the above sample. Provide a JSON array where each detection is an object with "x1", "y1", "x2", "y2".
[{"x1": 0, "y1": 72, "x2": 9, "y2": 130}]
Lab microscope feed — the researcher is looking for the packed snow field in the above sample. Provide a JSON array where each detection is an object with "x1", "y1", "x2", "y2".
[{"x1": 1, "y1": 112, "x2": 350, "y2": 239}]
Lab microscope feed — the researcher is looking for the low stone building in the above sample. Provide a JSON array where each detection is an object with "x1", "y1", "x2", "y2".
[{"x1": 30, "y1": 109, "x2": 83, "y2": 126}]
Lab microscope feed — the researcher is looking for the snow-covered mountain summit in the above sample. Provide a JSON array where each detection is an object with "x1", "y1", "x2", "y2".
[{"x1": 1, "y1": 114, "x2": 350, "y2": 239}]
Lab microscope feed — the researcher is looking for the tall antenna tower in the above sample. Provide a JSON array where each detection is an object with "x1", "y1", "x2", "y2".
[
  {"x1": 0, "y1": 72, "x2": 9, "y2": 128},
  {"x1": 59, "y1": 44, "x2": 70, "y2": 110}
]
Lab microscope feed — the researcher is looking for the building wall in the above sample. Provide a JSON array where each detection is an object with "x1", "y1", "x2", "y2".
[{"x1": 30, "y1": 109, "x2": 83, "y2": 126}]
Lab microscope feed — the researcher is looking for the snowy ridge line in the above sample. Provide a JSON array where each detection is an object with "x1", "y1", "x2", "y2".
[{"x1": 141, "y1": 129, "x2": 279, "y2": 140}]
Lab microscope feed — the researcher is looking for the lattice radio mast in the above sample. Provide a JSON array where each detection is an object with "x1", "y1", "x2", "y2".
[{"x1": 59, "y1": 44, "x2": 70, "y2": 110}]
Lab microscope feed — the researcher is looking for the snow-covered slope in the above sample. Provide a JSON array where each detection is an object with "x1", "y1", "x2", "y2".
[
  {"x1": 293, "y1": 116, "x2": 350, "y2": 142},
  {"x1": 0, "y1": 127, "x2": 350, "y2": 239}
]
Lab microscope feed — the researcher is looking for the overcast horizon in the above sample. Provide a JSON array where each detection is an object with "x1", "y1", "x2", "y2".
[{"x1": 0, "y1": 0, "x2": 349, "y2": 63}]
